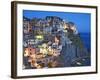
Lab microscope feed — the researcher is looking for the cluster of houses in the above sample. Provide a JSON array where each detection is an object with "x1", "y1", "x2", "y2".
[{"x1": 23, "y1": 16, "x2": 89, "y2": 69}]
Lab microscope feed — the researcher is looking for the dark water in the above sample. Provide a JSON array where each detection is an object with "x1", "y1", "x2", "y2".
[{"x1": 79, "y1": 33, "x2": 91, "y2": 52}]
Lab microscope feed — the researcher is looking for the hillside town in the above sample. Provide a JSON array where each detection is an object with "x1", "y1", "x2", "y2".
[{"x1": 23, "y1": 16, "x2": 90, "y2": 69}]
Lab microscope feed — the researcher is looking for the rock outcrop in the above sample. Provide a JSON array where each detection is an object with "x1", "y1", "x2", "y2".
[{"x1": 23, "y1": 16, "x2": 90, "y2": 69}]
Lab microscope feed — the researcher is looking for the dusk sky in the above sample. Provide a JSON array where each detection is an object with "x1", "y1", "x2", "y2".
[{"x1": 23, "y1": 10, "x2": 91, "y2": 33}]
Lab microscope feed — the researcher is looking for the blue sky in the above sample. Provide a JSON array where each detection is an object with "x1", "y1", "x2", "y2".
[{"x1": 23, "y1": 10, "x2": 91, "y2": 33}]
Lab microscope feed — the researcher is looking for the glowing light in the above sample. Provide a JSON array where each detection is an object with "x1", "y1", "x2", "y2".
[{"x1": 35, "y1": 35, "x2": 43, "y2": 39}]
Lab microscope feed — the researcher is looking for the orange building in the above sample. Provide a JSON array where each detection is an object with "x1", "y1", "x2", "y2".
[{"x1": 24, "y1": 47, "x2": 36, "y2": 57}]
